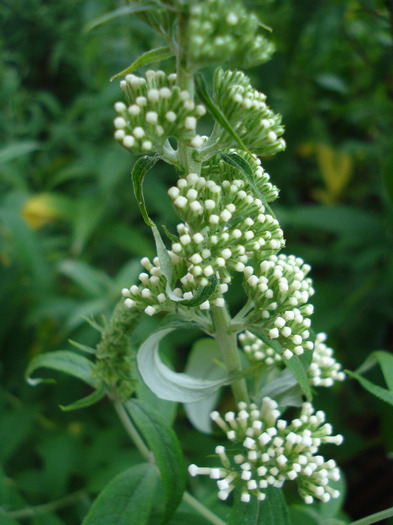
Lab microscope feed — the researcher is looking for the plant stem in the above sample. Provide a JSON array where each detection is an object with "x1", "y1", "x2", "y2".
[
  {"x1": 211, "y1": 305, "x2": 250, "y2": 404},
  {"x1": 114, "y1": 401, "x2": 153, "y2": 462},
  {"x1": 4, "y1": 491, "x2": 87, "y2": 520},
  {"x1": 114, "y1": 401, "x2": 227, "y2": 525},
  {"x1": 176, "y1": 8, "x2": 200, "y2": 174},
  {"x1": 349, "y1": 506, "x2": 393, "y2": 525},
  {"x1": 183, "y1": 492, "x2": 226, "y2": 525}
]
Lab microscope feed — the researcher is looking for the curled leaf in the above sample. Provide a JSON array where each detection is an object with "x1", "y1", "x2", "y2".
[{"x1": 137, "y1": 328, "x2": 236, "y2": 402}]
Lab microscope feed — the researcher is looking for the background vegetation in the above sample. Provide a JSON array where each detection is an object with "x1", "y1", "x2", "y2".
[{"x1": 1, "y1": 0, "x2": 392, "y2": 523}]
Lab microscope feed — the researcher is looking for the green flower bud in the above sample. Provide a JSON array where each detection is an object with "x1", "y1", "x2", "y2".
[
  {"x1": 188, "y1": 0, "x2": 274, "y2": 68},
  {"x1": 213, "y1": 69, "x2": 286, "y2": 157}
]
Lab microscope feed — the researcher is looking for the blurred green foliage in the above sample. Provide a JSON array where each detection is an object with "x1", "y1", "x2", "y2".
[{"x1": 0, "y1": 0, "x2": 392, "y2": 523}]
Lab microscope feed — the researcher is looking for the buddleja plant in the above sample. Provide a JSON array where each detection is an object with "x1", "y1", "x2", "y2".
[{"x1": 27, "y1": 1, "x2": 349, "y2": 523}]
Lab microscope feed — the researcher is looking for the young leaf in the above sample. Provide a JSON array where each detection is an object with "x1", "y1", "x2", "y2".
[
  {"x1": 374, "y1": 351, "x2": 393, "y2": 391},
  {"x1": 69, "y1": 339, "x2": 96, "y2": 354},
  {"x1": 195, "y1": 73, "x2": 252, "y2": 156},
  {"x1": 82, "y1": 463, "x2": 158, "y2": 525},
  {"x1": 347, "y1": 350, "x2": 393, "y2": 406},
  {"x1": 111, "y1": 46, "x2": 174, "y2": 81},
  {"x1": 83, "y1": 2, "x2": 161, "y2": 33},
  {"x1": 346, "y1": 371, "x2": 393, "y2": 406},
  {"x1": 228, "y1": 487, "x2": 291, "y2": 524},
  {"x1": 251, "y1": 329, "x2": 312, "y2": 401},
  {"x1": 60, "y1": 386, "x2": 106, "y2": 411},
  {"x1": 131, "y1": 155, "x2": 159, "y2": 226},
  {"x1": 125, "y1": 399, "x2": 186, "y2": 524},
  {"x1": 183, "y1": 338, "x2": 225, "y2": 433},
  {"x1": 26, "y1": 350, "x2": 97, "y2": 387},
  {"x1": 137, "y1": 328, "x2": 237, "y2": 402}
]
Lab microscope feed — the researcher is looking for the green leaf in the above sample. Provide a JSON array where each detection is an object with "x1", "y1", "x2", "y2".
[
  {"x1": 111, "y1": 46, "x2": 174, "y2": 81},
  {"x1": 183, "y1": 338, "x2": 225, "y2": 433},
  {"x1": 82, "y1": 463, "x2": 158, "y2": 525},
  {"x1": 251, "y1": 329, "x2": 312, "y2": 401},
  {"x1": 60, "y1": 386, "x2": 106, "y2": 411},
  {"x1": 228, "y1": 487, "x2": 291, "y2": 524},
  {"x1": 131, "y1": 155, "x2": 159, "y2": 227},
  {"x1": 125, "y1": 399, "x2": 186, "y2": 524},
  {"x1": 137, "y1": 328, "x2": 237, "y2": 402},
  {"x1": 26, "y1": 350, "x2": 97, "y2": 388},
  {"x1": 83, "y1": 2, "x2": 161, "y2": 33},
  {"x1": 373, "y1": 351, "x2": 393, "y2": 391},
  {"x1": 161, "y1": 224, "x2": 179, "y2": 244},
  {"x1": 195, "y1": 73, "x2": 252, "y2": 155},
  {"x1": 0, "y1": 514, "x2": 20, "y2": 525},
  {"x1": 0, "y1": 141, "x2": 40, "y2": 164},
  {"x1": 259, "y1": 487, "x2": 292, "y2": 524},
  {"x1": 69, "y1": 340, "x2": 96, "y2": 354},
  {"x1": 347, "y1": 350, "x2": 393, "y2": 406},
  {"x1": 346, "y1": 370, "x2": 393, "y2": 406},
  {"x1": 257, "y1": 369, "x2": 303, "y2": 408},
  {"x1": 58, "y1": 259, "x2": 112, "y2": 297}
]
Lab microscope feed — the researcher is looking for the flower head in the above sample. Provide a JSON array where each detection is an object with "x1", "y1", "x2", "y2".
[
  {"x1": 188, "y1": 0, "x2": 275, "y2": 68},
  {"x1": 189, "y1": 398, "x2": 343, "y2": 504},
  {"x1": 239, "y1": 331, "x2": 346, "y2": 387},
  {"x1": 243, "y1": 254, "x2": 314, "y2": 359},
  {"x1": 168, "y1": 172, "x2": 284, "y2": 286},
  {"x1": 114, "y1": 70, "x2": 205, "y2": 155},
  {"x1": 212, "y1": 69, "x2": 285, "y2": 156}
]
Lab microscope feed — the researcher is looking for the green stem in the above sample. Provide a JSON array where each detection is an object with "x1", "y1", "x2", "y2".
[
  {"x1": 114, "y1": 401, "x2": 226, "y2": 525},
  {"x1": 183, "y1": 492, "x2": 226, "y2": 525},
  {"x1": 114, "y1": 401, "x2": 153, "y2": 463},
  {"x1": 211, "y1": 304, "x2": 250, "y2": 404},
  {"x1": 349, "y1": 506, "x2": 393, "y2": 525},
  {"x1": 176, "y1": 9, "x2": 200, "y2": 174},
  {"x1": 4, "y1": 491, "x2": 87, "y2": 519}
]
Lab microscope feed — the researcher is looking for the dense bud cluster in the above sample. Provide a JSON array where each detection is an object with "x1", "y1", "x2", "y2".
[
  {"x1": 113, "y1": 70, "x2": 206, "y2": 155},
  {"x1": 121, "y1": 253, "x2": 228, "y2": 315},
  {"x1": 211, "y1": 69, "x2": 286, "y2": 156},
  {"x1": 243, "y1": 254, "x2": 315, "y2": 359},
  {"x1": 168, "y1": 172, "x2": 284, "y2": 285},
  {"x1": 188, "y1": 0, "x2": 275, "y2": 68},
  {"x1": 189, "y1": 398, "x2": 343, "y2": 504},
  {"x1": 239, "y1": 331, "x2": 346, "y2": 387}
]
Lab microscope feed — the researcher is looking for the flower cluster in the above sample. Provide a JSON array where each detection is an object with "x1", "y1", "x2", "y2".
[
  {"x1": 113, "y1": 70, "x2": 206, "y2": 155},
  {"x1": 189, "y1": 398, "x2": 343, "y2": 504},
  {"x1": 243, "y1": 254, "x2": 315, "y2": 360},
  {"x1": 121, "y1": 254, "x2": 228, "y2": 316},
  {"x1": 239, "y1": 331, "x2": 346, "y2": 387},
  {"x1": 168, "y1": 171, "x2": 284, "y2": 286},
  {"x1": 211, "y1": 69, "x2": 285, "y2": 156},
  {"x1": 188, "y1": 0, "x2": 275, "y2": 68}
]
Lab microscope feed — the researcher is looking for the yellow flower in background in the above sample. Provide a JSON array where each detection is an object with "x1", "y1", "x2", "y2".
[
  {"x1": 22, "y1": 193, "x2": 71, "y2": 229},
  {"x1": 298, "y1": 143, "x2": 353, "y2": 204}
]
